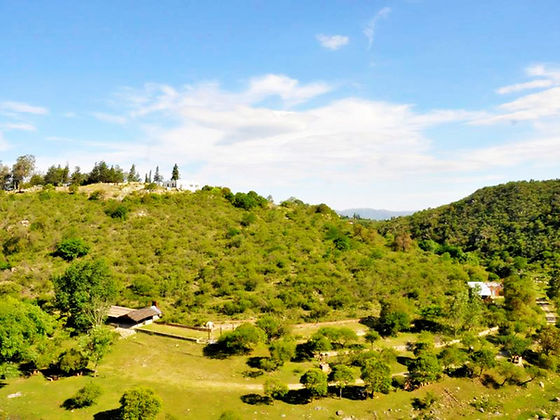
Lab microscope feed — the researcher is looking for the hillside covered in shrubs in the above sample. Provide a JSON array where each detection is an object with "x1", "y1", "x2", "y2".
[{"x1": 0, "y1": 184, "x2": 489, "y2": 325}]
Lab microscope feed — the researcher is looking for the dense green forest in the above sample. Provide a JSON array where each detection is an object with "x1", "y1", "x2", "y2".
[
  {"x1": 0, "y1": 184, "x2": 490, "y2": 325},
  {"x1": 380, "y1": 180, "x2": 560, "y2": 279}
]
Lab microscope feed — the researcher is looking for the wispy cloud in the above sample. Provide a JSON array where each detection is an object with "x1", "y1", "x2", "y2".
[
  {"x1": 316, "y1": 34, "x2": 349, "y2": 50},
  {"x1": 477, "y1": 64, "x2": 560, "y2": 124},
  {"x1": 0, "y1": 101, "x2": 48, "y2": 115},
  {"x1": 363, "y1": 7, "x2": 391, "y2": 50},
  {"x1": 0, "y1": 122, "x2": 36, "y2": 131}
]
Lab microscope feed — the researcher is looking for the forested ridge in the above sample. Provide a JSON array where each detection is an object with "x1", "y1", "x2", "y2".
[
  {"x1": 0, "y1": 184, "x2": 487, "y2": 324},
  {"x1": 380, "y1": 179, "x2": 560, "y2": 278}
]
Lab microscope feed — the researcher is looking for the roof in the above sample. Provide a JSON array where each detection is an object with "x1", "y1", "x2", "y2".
[
  {"x1": 124, "y1": 305, "x2": 162, "y2": 322},
  {"x1": 467, "y1": 282, "x2": 492, "y2": 297},
  {"x1": 108, "y1": 305, "x2": 134, "y2": 318}
]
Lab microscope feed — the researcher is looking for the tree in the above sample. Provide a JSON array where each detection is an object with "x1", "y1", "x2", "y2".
[
  {"x1": 53, "y1": 238, "x2": 90, "y2": 261},
  {"x1": 256, "y1": 315, "x2": 290, "y2": 342},
  {"x1": 11, "y1": 154, "x2": 35, "y2": 189},
  {"x1": 300, "y1": 369, "x2": 328, "y2": 400},
  {"x1": 360, "y1": 359, "x2": 391, "y2": 398},
  {"x1": 438, "y1": 345, "x2": 467, "y2": 372},
  {"x1": 216, "y1": 323, "x2": 266, "y2": 355},
  {"x1": 53, "y1": 260, "x2": 117, "y2": 332},
  {"x1": 171, "y1": 163, "x2": 179, "y2": 181},
  {"x1": 154, "y1": 166, "x2": 163, "y2": 183},
  {"x1": 58, "y1": 347, "x2": 88, "y2": 374},
  {"x1": 496, "y1": 360, "x2": 524, "y2": 386},
  {"x1": 330, "y1": 365, "x2": 355, "y2": 398},
  {"x1": 0, "y1": 162, "x2": 11, "y2": 190},
  {"x1": 408, "y1": 352, "x2": 442, "y2": 386},
  {"x1": 364, "y1": 330, "x2": 380, "y2": 349},
  {"x1": 263, "y1": 378, "x2": 288, "y2": 401},
  {"x1": 444, "y1": 289, "x2": 482, "y2": 336},
  {"x1": 119, "y1": 387, "x2": 162, "y2": 420},
  {"x1": 70, "y1": 166, "x2": 85, "y2": 185},
  {"x1": 537, "y1": 325, "x2": 560, "y2": 356},
  {"x1": 81, "y1": 326, "x2": 116, "y2": 375},
  {"x1": 470, "y1": 347, "x2": 497, "y2": 377},
  {"x1": 127, "y1": 164, "x2": 140, "y2": 182},
  {"x1": 378, "y1": 300, "x2": 411, "y2": 336},
  {"x1": 0, "y1": 297, "x2": 55, "y2": 364},
  {"x1": 269, "y1": 337, "x2": 296, "y2": 366}
]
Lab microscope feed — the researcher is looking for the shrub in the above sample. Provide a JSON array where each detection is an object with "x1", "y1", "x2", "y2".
[
  {"x1": 263, "y1": 378, "x2": 288, "y2": 400},
  {"x1": 58, "y1": 348, "x2": 88, "y2": 375},
  {"x1": 54, "y1": 238, "x2": 90, "y2": 261},
  {"x1": 119, "y1": 387, "x2": 162, "y2": 420},
  {"x1": 105, "y1": 204, "x2": 128, "y2": 220},
  {"x1": 88, "y1": 190, "x2": 103, "y2": 200},
  {"x1": 216, "y1": 323, "x2": 266, "y2": 355},
  {"x1": 63, "y1": 383, "x2": 102, "y2": 409}
]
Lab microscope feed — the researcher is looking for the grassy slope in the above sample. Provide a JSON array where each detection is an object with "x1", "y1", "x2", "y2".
[
  {"x1": 1, "y1": 332, "x2": 559, "y2": 419},
  {"x1": 0, "y1": 186, "x2": 487, "y2": 323}
]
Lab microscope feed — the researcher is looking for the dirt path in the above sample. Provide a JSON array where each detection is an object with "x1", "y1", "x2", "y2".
[{"x1": 537, "y1": 297, "x2": 557, "y2": 324}]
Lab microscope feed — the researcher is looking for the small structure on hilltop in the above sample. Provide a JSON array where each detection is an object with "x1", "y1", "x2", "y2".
[
  {"x1": 107, "y1": 301, "x2": 162, "y2": 328},
  {"x1": 467, "y1": 281, "x2": 503, "y2": 299},
  {"x1": 161, "y1": 179, "x2": 201, "y2": 191}
]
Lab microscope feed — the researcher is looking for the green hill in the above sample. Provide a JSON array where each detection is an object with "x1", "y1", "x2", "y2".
[
  {"x1": 380, "y1": 179, "x2": 560, "y2": 277},
  {"x1": 0, "y1": 184, "x2": 486, "y2": 324}
]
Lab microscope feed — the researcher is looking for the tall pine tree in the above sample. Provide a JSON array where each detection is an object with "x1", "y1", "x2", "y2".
[{"x1": 171, "y1": 164, "x2": 179, "y2": 181}]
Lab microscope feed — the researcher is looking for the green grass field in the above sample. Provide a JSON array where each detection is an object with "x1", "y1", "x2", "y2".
[{"x1": 2, "y1": 332, "x2": 560, "y2": 419}]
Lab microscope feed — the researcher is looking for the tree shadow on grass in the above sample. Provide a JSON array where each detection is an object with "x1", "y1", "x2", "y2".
[
  {"x1": 277, "y1": 389, "x2": 310, "y2": 405},
  {"x1": 0, "y1": 382, "x2": 6, "y2": 389},
  {"x1": 93, "y1": 408, "x2": 121, "y2": 419},
  {"x1": 240, "y1": 393, "x2": 272, "y2": 405},
  {"x1": 202, "y1": 343, "x2": 230, "y2": 359},
  {"x1": 481, "y1": 373, "x2": 500, "y2": 389},
  {"x1": 336, "y1": 385, "x2": 367, "y2": 400}
]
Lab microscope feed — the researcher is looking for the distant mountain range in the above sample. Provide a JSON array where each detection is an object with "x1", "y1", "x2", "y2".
[{"x1": 337, "y1": 208, "x2": 414, "y2": 220}]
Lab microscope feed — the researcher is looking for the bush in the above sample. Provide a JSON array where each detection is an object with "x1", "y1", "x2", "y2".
[
  {"x1": 58, "y1": 348, "x2": 88, "y2": 375},
  {"x1": 63, "y1": 383, "x2": 102, "y2": 409},
  {"x1": 88, "y1": 190, "x2": 103, "y2": 200},
  {"x1": 264, "y1": 378, "x2": 288, "y2": 400},
  {"x1": 54, "y1": 238, "x2": 90, "y2": 261},
  {"x1": 216, "y1": 323, "x2": 266, "y2": 355},
  {"x1": 119, "y1": 387, "x2": 162, "y2": 420},
  {"x1": 105, "y1": 204, "x2": 128, "y2": 220}
]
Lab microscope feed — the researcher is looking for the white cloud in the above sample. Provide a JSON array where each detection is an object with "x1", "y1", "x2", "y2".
[
  {"x1": 363, "y1": 7, "x2": 391, "y2": 49},
  {"x1": 91, "y1": 112, "x2": 128, "y2": 124},
  {"x1": 316, "y1": 34, "x2": 349, "y2": 50},
  {"x1": 0, "y1": 101, "x2": 48, "y2": 115},
  {"x1": 496, "y1": 79, "x2": 554, "y2": 94},
  {"x1": 0, "y1": 122, "x2": 36, "y2": 131}
]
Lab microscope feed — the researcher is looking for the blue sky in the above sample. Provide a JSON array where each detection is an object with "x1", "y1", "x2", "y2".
[{"x1": 1, "y1": 0, "x2": 559, "y2": 210}]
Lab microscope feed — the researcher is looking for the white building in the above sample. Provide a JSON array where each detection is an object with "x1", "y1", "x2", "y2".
[{"x1": 162, "y1": 179, "x2": 201, "y2": 191}]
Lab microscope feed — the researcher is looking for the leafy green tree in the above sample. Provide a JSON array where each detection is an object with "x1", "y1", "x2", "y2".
[
  {"x1": 360, "y1": 359, "x2": 391, "y2": 398},
  {"x1": 171, "y1": 164, "x2": 179, "y2": 181},
  {"x1": 408, "y1": 352, "x2": 442, "y2": 386},
  {"x1": 54, "y1": 238, "x2": 90, "y2": 261},
  {"x1": 470, "y1": 346, "x2": 497, "y2": 377},
  {"x1": 11, "y1": 154, "x2": 35, "y2": 189},
  {"x1": 216, "y1": 323, "x2": 266, "y2": 355},
  {"x1": 438, "y1": 345, "x2": 467, "y2": 372},
  {"x1": 0, "y1": 162, "x2": 11, "y2": 190},
  {"x1": 378, "y1": 300, "x2": 411, "y2": 336},
  {"x1": 496, "y1": 360, "x2": 524, "y2": 386},
  {"x1": 263, "y1": 378, "x2": 288, "y2": 400},
  {"x1": 119, "y1": 387, "x2": 162, "y2": 420},
  {"x1": 256, "y1": 315, "x2": 290, "y2": 342},
  {"x1": 0, "y1": 297, "x2": 55, "y2": 364},
  {"x1": 81, "y1": 326, "x2": 116, "y2": 375},
  {"x1": 300, "y1": 368, "x2": 328, "y2": 400},
  {"x1": 58, "y1": 347, "x2": 88, "y2": 374},
  {"x1": 269, "y1": 337, "x2": 296, "y2": 366},
  {"x1": 364, "y1": 330, "x2": 380, "y2": 349},
  {"x1": 53, "y1": 260, "x2": 117, "y2": 332},
  {"x1": 499, "y1": 334, "x2": 531, "y2": 357},
  {"x1": 330, "y1": 365, "x2": 355, "y2": 398},
  {"x1": 537, "y1": 325, "x2": 560, "y2": 356}
]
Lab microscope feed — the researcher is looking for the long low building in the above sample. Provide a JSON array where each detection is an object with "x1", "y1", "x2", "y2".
[{"x1": 107, "y1": 302, "x2": 162, "y2": 327}]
